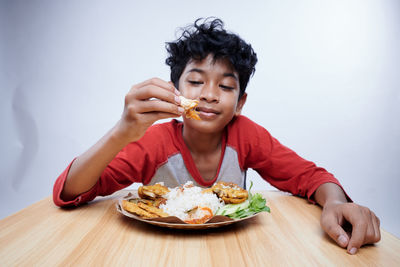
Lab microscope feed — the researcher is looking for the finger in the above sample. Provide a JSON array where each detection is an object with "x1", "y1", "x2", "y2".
[
  {"x1": 139, "y1": 99, "x2": 184, "y2": 115},
  {"x1": 370, "y1": 211, "x2": 381, "y2": 243},
  {"x1": 137, "y1": 78, "x2": 179, "y2": 95},
  {"x1": 143, "y1": 111, "x2": 183, "y2": 123},
  {"x1": 346, "y1": 211, "x2": 368, "y2": 254},
  {"x1": 320, "y1": 212, "x2": 349, "y2": 248},
  {"x1": 168, "y1": 81, "x2": 180, "y2": 95},
  {"x1": 136, "y1": 85, "x2": 181, "y2": 105}
]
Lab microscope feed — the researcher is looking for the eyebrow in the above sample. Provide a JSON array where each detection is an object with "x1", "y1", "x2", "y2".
[
  {"x1": 223, "y1": 73, "x2": 238, "y2": 80},
  {"x1": 187, "y1": 68, "x2": 238, "y2": 80}
]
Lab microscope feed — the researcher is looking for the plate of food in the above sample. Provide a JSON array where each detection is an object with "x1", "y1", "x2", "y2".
[{"x1": 116, "y1": 181, "x2": 270, "y2": 229}]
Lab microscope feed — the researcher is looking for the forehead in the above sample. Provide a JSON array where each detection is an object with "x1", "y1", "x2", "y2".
[{"x1": 183, "y1": 55, "x2": 237, "y2": 76}]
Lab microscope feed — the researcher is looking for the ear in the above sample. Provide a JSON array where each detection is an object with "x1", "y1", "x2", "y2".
[{"x1": 235, "y1": 93, "x2": 247, "y2": 116}]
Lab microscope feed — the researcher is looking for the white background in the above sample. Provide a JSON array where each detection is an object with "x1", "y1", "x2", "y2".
[{"x1": 1, "y1": 0, "x2": 399, "y2": 238}]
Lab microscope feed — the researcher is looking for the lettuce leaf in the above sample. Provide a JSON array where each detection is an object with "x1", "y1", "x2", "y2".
[{"x1": 215, "y1": 181, "x2": 270, "y2": 219}]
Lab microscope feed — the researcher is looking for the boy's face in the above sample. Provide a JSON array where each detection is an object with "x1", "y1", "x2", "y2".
[{"x1": 178, "y1": 54, "x2": 246, "y2": 134}]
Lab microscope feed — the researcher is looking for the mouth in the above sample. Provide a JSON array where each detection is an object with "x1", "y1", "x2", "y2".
[{"x1": 196, "y1": 106, "x2": 220, "y2": 119}]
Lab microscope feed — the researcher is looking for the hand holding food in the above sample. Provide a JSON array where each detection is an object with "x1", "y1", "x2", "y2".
[{"x1": 116, "y1": 78, "x2": 184, "y2": 143}]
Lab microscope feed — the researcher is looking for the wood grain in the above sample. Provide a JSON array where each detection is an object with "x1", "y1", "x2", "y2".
[{"x1": 0, "y1": 191, "x2": 399, "y2": 266}]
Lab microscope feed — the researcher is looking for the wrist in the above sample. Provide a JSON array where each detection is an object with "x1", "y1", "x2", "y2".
[
  {"x1": 111, "y1": 120, "x2": 141, "y2": 145},
  {"x1": 315, "y1": 183, "x2": 348, "y2": 208},
  {"x1": 323, "y1": 199, "x2": 347, "y2": 209}
]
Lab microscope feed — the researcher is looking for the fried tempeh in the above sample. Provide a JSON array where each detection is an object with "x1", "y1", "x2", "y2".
[
  {"x1": 128, "y1": 197, "x2": 166, "y2": 207},
  {"x1": 122, "y1": 200, "x2": 169, "y2": 219},
  {"x1": 128, "y1": 198, "x2": 154, "y2": 205},
  {"x1": 122, "y1": 200, "x2": 156, "y2": 219},
  {"x1": 137, "y1": 202, "x2": 169, "y2": 217}
]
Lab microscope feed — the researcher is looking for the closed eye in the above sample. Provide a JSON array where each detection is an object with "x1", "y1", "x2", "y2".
[
  {"x1": 220, "y1": 84, "x2": 235, "y2": 90},
  {"x1": 188, "y1": 80, "x2": 203, "y2": 85}
]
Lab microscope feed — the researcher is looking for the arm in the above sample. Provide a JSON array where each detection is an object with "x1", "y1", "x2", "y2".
[
  {"x1": 235, "y1": 119, "x2": 381, "y2": 254},
  {"x1": 60, "y1": 125, "x2": 129, "y2": 201},
  {"x1": 314, "y1": 182, "x2": 381, "y2": 255},
  {"x1": 60, "y1": 78, "x2": 183, "y2": 201}
]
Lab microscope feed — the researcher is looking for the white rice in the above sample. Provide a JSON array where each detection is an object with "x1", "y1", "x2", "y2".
[{"x1": 159, "y1": 181, "x2": 224, "y2": 221}]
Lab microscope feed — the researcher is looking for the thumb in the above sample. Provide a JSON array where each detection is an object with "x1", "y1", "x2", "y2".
[{"x1": 321, "y1": 213, "x2": 349, "y2": 248}]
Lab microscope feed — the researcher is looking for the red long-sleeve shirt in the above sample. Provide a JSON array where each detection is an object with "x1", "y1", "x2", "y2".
[{"x1": 53, "y1": 115, "x2": 343, "y2": 207}]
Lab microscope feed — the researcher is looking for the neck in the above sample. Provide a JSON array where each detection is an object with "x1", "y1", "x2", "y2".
[{"x1": 182, "y1": 126, "x2": 223, "y2": 155}]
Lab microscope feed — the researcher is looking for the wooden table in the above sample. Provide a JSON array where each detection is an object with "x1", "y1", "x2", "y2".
[{"x1": 0, "y1": 191, "x2": 399, "y2": 266}]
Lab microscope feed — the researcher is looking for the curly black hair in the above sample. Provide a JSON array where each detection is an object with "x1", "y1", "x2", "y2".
[{"x1": 165, "y1": 18, "x2": 258, "y2": 98}]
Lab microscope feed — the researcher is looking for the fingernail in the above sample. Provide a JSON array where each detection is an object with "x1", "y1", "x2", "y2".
[
  {"x1": 338, "y1": 235, "x2": 348, "y2": 246},
  {"x1": 178, "y1": 107, "x2": 184, "y2": 114},
  {"x1": 348, "y1": 247, "x2": 357, "y2": 255},
  {"x1": 175, "y1": 95, "x2": 181, "y2": 104},
  {"x1": 175, "y1": 89, "x2": 181, "y2": 95}
]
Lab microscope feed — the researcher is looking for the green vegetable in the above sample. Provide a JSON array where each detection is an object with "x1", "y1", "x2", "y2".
[
  {"x1": 215, "y1": 181, "x2": 270, "y2": 219},
  {"x1": 216, "y1": 200, "x2": 249, "y2": 216}
]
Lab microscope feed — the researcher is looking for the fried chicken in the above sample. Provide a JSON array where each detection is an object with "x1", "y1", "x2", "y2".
[
  {"x1": 211, "y1": 182, "x2": 248, "y2": 204},
  {"x1": 179, "y1": 96, "x2": 201, "y2": 120},
  {"x1": 138, "y1": 184, "x2": 170, "y2": 200},
  {"x1": 201, "y1": 188, "x2": 214, "y2": 194}
]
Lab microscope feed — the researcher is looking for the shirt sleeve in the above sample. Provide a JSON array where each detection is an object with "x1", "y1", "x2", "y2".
[
  {"x1": 52, "y1": 123, "x2": 172, "y2": 207},
  {"x1": 53, "y1": 158, "x2": 100, "y2": 207},
  {"x1": 52, "y1": 145, "x2": 152, "y2": 207},
  {"x1": 232, "y1": 116, "x2": 348, "y2": 202}
]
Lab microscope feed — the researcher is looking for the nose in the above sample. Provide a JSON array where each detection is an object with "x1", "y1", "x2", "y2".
[{"x1": 199, "y1": 82, "x2": 219, "y2": 103}]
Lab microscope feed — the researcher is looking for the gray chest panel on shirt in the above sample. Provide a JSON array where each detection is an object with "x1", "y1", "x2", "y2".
[{"x1": 148, "y1": 146, "x2": 246, "y2": 188}]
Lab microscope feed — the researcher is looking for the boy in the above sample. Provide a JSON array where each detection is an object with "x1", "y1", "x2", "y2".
[{"x1": 53, "y1": 18, "x2": 380, "y2": 254}]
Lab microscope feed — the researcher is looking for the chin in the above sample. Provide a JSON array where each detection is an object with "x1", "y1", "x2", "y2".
[{"x1": 183, "y1": 118, "x2": 229, "y2": 134}]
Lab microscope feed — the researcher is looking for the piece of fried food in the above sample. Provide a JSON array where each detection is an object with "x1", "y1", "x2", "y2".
[
  {"x1": 128, "y1": 198, "x2": 154, "y2": 205},
  {"x1": 137, "y1": 202, "x2": 169, "y2": 217},
  {"x1": 153, "y1": 197, "x2": 167, "y2": 208},
  {"x1": 211, "y1": 182, "x2": 248, "y2": 204},
  {"x1": 128, "y1": 197, "x2": 166, "y2": 208},
  {"x1": 122, "y1": 200, "x2": 157, "y2": 219},
  {"x1": 179, "y1": 96, "x2": 201, "y2": 120},
  {"x1": 201, "y1": 188, "x2": 214, "y2": 194},
  {"x1": 122, "y1": 200, "x2": 169, "y2": 219},
  {"x1": 138, "y1": 184, "x2": 170, "y2": 200}
]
